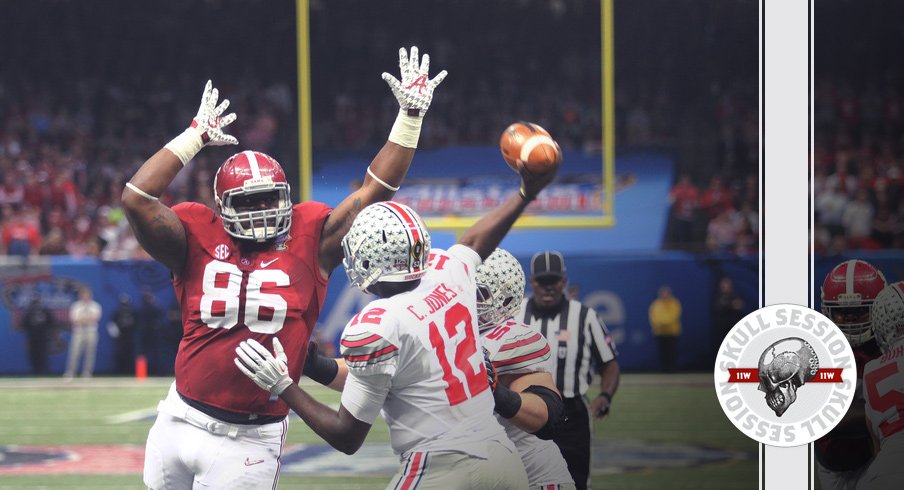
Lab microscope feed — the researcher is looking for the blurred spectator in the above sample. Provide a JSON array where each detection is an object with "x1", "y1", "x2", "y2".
[
  {"x1": 39, "y1": 227, "x2": 68, "y2": 255},
  {"x1": 706, "y1": 208, "x2": 743, "y2": 253},
  {"x1": 667, "y1": 174, "x2": 701, "y2": 249},
  {"x1": 137, "y1": 291, "x2": 165, "y2": 375},
  {"x1": 649, "y1": 286, "x2": 682, "y2": 373},
  {"x1": 64, "y1": 287, "x2": 102, "y2": 379},
  {"x1": 20, "y1": 297, "x2": 58, "y2": 375},
  {"x1": 737, "y1": 200, "x2": 759, "y2": 237},
  {"x1": 0, "y1": 172, "x2": 25, "y2": 206},
  {"x1": 712, "y1": 277, "x2": 745, "y2": 356},
  {"x1": 815, "y1": 183, "x2": 850, "y2": 238},
  {"x1": 733, "y1": 230, "x2": 757, "y2": 256},
  {"x1": 841, "y1": 189, "x2": 875, "y2": 249},
  {"x1": 700, "y1": 176, "x2": 734, "y2": 220},
  {"x1": 2, "y1": 205, "x2": 41, "y2": 256},
  {"x1": 108, "y1": 294, "x2": 138, "y2": 375}
]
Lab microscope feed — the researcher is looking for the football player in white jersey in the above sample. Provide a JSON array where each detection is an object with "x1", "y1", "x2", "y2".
[
  {"x1": 858, "y1": 281, "x2": 904, "y2": 490},
  {"x1": 234, "y1": 166, "x2": 556, "y2": 488},
  {"x1": 476, "y1": 248, "x2": 575, "y2": 489}
]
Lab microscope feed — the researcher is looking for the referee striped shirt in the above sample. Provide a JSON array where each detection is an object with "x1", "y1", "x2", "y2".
[{"x1": 519, "y1": 296, "x2": 618, "y2": 399}]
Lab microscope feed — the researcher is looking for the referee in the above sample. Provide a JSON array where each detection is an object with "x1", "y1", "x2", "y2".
[{"x1": 519, "y1": 251, "x2": 620, "y2": 490}]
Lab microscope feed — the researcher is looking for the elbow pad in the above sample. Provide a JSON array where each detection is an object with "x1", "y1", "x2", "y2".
[{"x1": 523, "y1": 385, "x2": 565, "y2": 441}]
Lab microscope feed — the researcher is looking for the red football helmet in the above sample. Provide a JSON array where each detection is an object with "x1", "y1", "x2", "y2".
[
  {"x1": 820, "y1": 259, "x2": 887, "y2": 346},
  {"x1": 214, "y1": 151, "x2": 293, "y2": 242}
]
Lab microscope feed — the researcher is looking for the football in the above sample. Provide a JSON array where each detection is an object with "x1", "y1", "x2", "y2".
[{"x1": 499, "y1": 122, "x2": 562, "y2": 174}]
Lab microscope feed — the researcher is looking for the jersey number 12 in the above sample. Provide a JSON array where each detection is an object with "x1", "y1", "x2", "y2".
[{"x1": 428, "y1": 302, "x2": 490, "y2": 406}]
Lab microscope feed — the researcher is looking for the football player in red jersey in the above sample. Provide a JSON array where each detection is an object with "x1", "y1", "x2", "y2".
[
  {"x1": 122, "y1": 47, "x2": 446, "y2": 489},
  {"x1": 814, "y1": 259, "x2": 888, "y2": 490}
]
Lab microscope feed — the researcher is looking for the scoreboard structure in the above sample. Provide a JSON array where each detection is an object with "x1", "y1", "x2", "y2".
[{"x1": 294, "y1": 0, "x2": 616, "y2": 231}]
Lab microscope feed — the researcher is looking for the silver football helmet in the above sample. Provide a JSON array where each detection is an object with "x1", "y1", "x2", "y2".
[
  {"x1": 870, "y1": 281, "x2": 904, "y2": 354},
  {"x1": 475, "y1": 248, "x2": 525, "y2": 331},
  {"x1": 341, "y1": 201, "x2": 431, "y2": 291}
]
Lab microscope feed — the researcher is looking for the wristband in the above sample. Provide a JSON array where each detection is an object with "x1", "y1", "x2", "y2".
[
  {"x1": 493, "y1": 384, "x2": 523, "y2": 419},
  {"x1": 164, "y1": 127, "x2": 204, "y2": 166},
  {"x1": 125, "y1": 182, "x2": 159, "y2": 201},
  {"x1": 388, "y1": 109, "x2": 423, "y2": 149},
  {"x1": 367, "y1": 166, "x2": 401, "y2": 192},
  {"x1": 519, "y1": 187, "x2": 536, "y2": 202},
  {"x1": 598, "y1": 392, "x2": 612, "y2": 403}
]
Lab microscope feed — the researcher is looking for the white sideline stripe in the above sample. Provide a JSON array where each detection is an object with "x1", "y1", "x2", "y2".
[
  {"x1": 105, "y1": 407, "x2": 159, "y2": 424},
  {"x1": 520, "y1": 135, "x2": 555, "y2": 162}
]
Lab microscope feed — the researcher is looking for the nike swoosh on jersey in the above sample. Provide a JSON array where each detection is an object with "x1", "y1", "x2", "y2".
[
  {"x1": 260, "y1": 258, "x2": 279, "y2": 268},
  {"x1": 244, "y1": 458, "x2": 265, "y2": 466}
]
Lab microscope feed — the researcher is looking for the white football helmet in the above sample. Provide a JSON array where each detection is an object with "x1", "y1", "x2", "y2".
[
  {"x1": 475, "y1": 248, "x2": 525, "y2": 331},
  {"x1": 214, "y1": 151, "x2": 293, "y2": 242},
  {"x1": 341, "y1": 202, "x2": 431, "y2": 290},
  {"x1": 870, "y1": 281, "x2": 904, "y2": 353}
]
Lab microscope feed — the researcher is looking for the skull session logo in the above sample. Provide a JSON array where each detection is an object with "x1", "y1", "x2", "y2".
[{"x1": 714, "y1": 304, "x2": 857, "y2": 447}]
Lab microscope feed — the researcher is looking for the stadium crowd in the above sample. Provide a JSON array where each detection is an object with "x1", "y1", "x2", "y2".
[
  {"x1": 813, "y1": 76, "x2": 904, "y2": 254},
  {"x1": 812, "y1": 0, "x2": 904, "y2": 255},
  {"x1": 0, "y1": 0, "x2": 761, "y2": 257}
]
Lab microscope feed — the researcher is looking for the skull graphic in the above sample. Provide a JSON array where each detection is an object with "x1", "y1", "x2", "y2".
[{"x1": 757, "y1": 337, "x2": 819, "y2": 417}]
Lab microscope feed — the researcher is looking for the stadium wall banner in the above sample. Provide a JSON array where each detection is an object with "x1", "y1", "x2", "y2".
[
  {"x1": 1, "y1": 253, "x2": 899, "y2": 374},
  {"x1": 312, "y1": 147, "x2": 674, "y2": 254}
]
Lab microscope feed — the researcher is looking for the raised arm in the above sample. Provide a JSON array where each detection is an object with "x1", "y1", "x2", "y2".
[
  {"x1": 318, "y1": 46, "x2": 447, "y2": 276},
  {"x1": 122, "y1": 81, "x2": 238, "y2": 272},
  {"x1": 458, "y1": 163, "x2": 559, "y2": 261}
]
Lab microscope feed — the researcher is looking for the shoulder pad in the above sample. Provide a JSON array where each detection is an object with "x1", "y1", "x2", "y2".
[{"x1": 492, "y1": 328, "x2": 552, "y2": 374}]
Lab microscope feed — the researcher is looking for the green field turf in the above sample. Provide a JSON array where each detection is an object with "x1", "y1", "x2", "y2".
[{"x1": 0, "y1": 374, "x2": 757, "y2": 489}]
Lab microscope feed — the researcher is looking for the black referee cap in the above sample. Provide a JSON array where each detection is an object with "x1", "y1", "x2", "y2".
[{"x1": 530, "y1": 251, "x2": 566, "y2": 278}]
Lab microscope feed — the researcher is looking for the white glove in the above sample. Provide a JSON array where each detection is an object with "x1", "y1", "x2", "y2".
[
  {"x1": 165, "y1": 80, "x2": 238, "y2": 165},
  {"x1": 382, "y1": 46, "x2": 447, "y2": 117},
  {"x1": 190, "y1": 80, "x2": 239, "y2": 146},
  {"x1": 234, "y1": 338, "x2": 294, "y2": 396}
]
